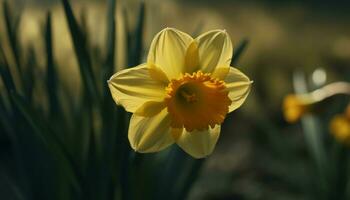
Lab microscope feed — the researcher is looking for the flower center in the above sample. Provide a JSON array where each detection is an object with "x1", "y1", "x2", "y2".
[{"x1": 165, "y1": 71, "x2": 232, "y2": 132}]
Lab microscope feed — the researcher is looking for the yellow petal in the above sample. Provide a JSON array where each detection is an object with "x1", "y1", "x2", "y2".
[
  {"x1": 176, "y1": 125, "x2": 221, "y2": 158},
  {"x1": 147, "y1": 28, "x2": 193, "y2": 79},
  {"x1": 108, "y1": 64, "x2": 165, "y2": 113},
  {"x1": 135, "y1": 101, "x2": 166, "y2": 117},
  {"x1": 224, "y1": 67, "x2": 252, "y2": 112},
  {"x1": 195, "y1": 30, "x2": 233, "y2": 73},
  {"x1": 282, "y1": 94, "x2": 308, "y2": 123},
  {"x1": 211, "y1": 66, "x2": 230, "y2": 80},
  {"x1": 148, "y1": 63, "x2": 169, "y2": 84},
  {"x1": 330, "y1": 115, "x2": 350, "y2": 143},
  {"x1": 184, "y1": 41, "x2": 199, "y2": 73},
  {"x1": 128, "y1": 108, "x2": 174, "y2": 152},
  {"x1": 171, "y1": 128, "x2": 183, "y2": 140}
]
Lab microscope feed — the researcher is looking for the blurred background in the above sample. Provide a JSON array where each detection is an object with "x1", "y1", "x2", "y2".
[{"x1": 1, "y1": 0, "x2": 350, "y2": 200}]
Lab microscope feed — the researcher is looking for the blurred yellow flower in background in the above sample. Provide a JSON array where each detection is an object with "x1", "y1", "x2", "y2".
[
  {"x1": 283, "y1": 82, "x2": 350, "y2": 124},
  {"x1": 282, "y1": 94, "x2": 314, "y2": 123},
  {"x1": 108, "y1": 28, "x2": 251, "y2": 158},
  {"x1": 330, "y1": 105, "x2": 350, "y2": 145}
]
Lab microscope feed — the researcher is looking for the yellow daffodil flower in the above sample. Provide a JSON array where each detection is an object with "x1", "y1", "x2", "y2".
[
  {"x1": 108, "y1": 28, "x2": 251, "y2": 158},
  {"x1": 283, "y1": 82, "x2": 350, "y2": 123},
  {"x1": 330, "y1": 105, "x2": 350, "y2": 145},
  {"x1": 282, "y1": 94, "x2": 315, "y2": 123}
]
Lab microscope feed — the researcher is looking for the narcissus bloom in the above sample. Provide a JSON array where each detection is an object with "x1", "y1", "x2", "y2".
[
  {"x1": 108, "y1": 28, "x2": 251, "y2": 158},
  {"x1": 330, "y1": 115, "x2": 350, "y2": 145},
  {"x1": 283, "y1": 82, "x2": 350, "y2": 124},
  {"x1": 282, "y1": 94, "x2": 315, "y2": 123},
  {"x1": 330, "y1": 106, "x2": 350, "y2": 145}
]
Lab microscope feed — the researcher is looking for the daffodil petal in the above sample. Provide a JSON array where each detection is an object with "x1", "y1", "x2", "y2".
[
  {"x1": 224, "y1": 67, "x2": 252, "y2": 113},
  {"x1": 171, "y1": 128, "x2": 183, "y2": 140},
  {"x1": 211, "y1": 66, "x2": 230, "y2": 80},
  {"x1": 196, "y1": 30, "x2": 233, "y2": 73},
  {"x1": 108, "y1": 64, "x2": 165, "y2": 113},
  {"x1": 135, "y1": 101, "x2": 166, "y2": 117},
  {"x1": 147, "y1": 28, "x2": 193, "y2": 79},
  {"x1": 148, "y1": 63, "x2": 169, "y2": 84},
  {"x1": 176, "y1": 125, "x2": 220, "y2": 158},
  {"x1": 128, "y1": 109, "x2": 174, "y2": 152},
  {"x1": 185, "y1": 41, "x2": 200, "y2": 73},
  {"x1": 330, "y1": 115, "x2": 350, "y2": 140}
]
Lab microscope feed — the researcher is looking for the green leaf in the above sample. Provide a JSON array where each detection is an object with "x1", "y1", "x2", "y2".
[
  {"x1": 45, "y1": 12, "x2": 60, "y2": 117},
  {"x1": 3, "y1": 1, "x2": 21, "y2": 71},
  {"x1": 82, "y1": 130, "x2": 115, "y2": 200},
  {"x1": 131, "y1": 1, "x2": 145, "y2": 66},
  {"x1": 23, "y1": 45, "x2": 36, "y2": 102},
  {"x1": 231, "y1": 38, "x2": 249, "y2": 66},
  {"x1": 293, "y1": 71, "x2": 329, "y2": 197},
  {"x1": 118, "y1": 111, "x2": 132, "y2": 200},
  {"x1": 2, "y1": 1, "x2": 25, "y2": 90},
  {"x1": 103, "y1": 0, "x2": 116, "y2": 96},
  {"x1": 176, "y1": 159, "x2": 204, "y2": 200},
  {"x1": 0, "y1": 95, "x2": 12, "y2": 134},
  {"x1": 156, "y1": 146, "x2": 194, "y2": 200},
  {"x1": 125, "y1": 1, "x2": 145, "y2": 67},
  {"x1": 101, "y1": 0, "x2": 118, "y2": 170},
  {"x1": 0, "y1": 44, "x2": 18, "y2": 114},
  {"x1": 61, "y1": 0, "x2": 99, "y2": 103},
  {"x1": 122, "y1": 8, "x2": 132, "y2": 67},
  {"x1": 10, "y1": 92, "x2": 83, "y2": 193},
  {"x1": 0, "y1": 45, "x2": 17, "y2": 97},
  {"x1": 329, "y1": 143, "x2": 348, "y2": 199},
  {"x1": 106, "y1": 0, "x2": 117, "y2": 34}
]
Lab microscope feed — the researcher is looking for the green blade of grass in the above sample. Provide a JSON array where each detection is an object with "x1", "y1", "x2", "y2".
[
  {"x1": 0, "y1": 45, "x2": 17, "y2": 97},
  {"x1": 231, "y1": 38, "x2": 249, "y2": 66},
  {"x1": 106, "y1": 0, "x2": 117, "y2": 34},
  {"x1": 130, "y1": 1, "x2": 145, "y2": 66},
  {"x1": 0, "y1": 94, "x2": 12, "y2": 136},
  {"x1": 117, "y1": 111, "x2": 132, "y2": 200},
  {"x1": 83, "y1": 130, "x2": 115, "y2": 200},
  {"x1": 0, "y1": 44, "x2": 18, "y2": 114},
  {"x1": 329, "y1": 144, "x2": 348, "y2": 200},
  {"x1": 176, "y1": 159, "x2": 204, "y2": 200},
  {"x1": 2, "y1": 1, "x2": 25, "y2": 92},
  {"x1": 23, "y1": 46, "x2": 36, "y2": 102},
  {"x1": 61, "y1": 0, "x2": 99, "y2": 103},
  {"x1": 0, "y1": 93, "x2": 7, "y2": 117},
  {"x1": 0, "y1": 53, "x2": 30, "y2": 199},
  {"x1": 45, "y1": 12, "x2": 60, "y2": 117},
  {"x1": 105, "y1": 1, "x2": 116, "y2": 77},
  {"x1": 0, "y1": 100, "x2": 32, "y2": 199},
  {"x1": 101, "y1": 0, "x2": 118, "y2": 169},
  {"x1": 10, "y1": 92, "x2": 83, "y2": 194},
  {"x1": 126, "y1": 1, "x2": 146, "y2": 169},
  {"x1": 156, "y1": 146, "x2": 188, "y2": 200},
  {"x1": 67, "y1": 93, "x2": 92, "y2": 170},
  {"x1": 60, "y1": 0, "x2": 100, "y2": 173},
  {"x1": 102, "y1": 1, "x2": 116, "y2": 100},
  {"x1": 293, "y1": 71, "x2": 329, "y2": 197},
  {"x1": 122, "y1": 7, "x2": 132, "y2": 68},
  {"x1": 123, "y1": 2, "x2": 145, "y2": 67},
  {"x1": 79, "y1": 8, "x2": 88, "y2": 41},
  {"x1": 3, "y1": 1, "x2": 21, "y2": 73}
]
